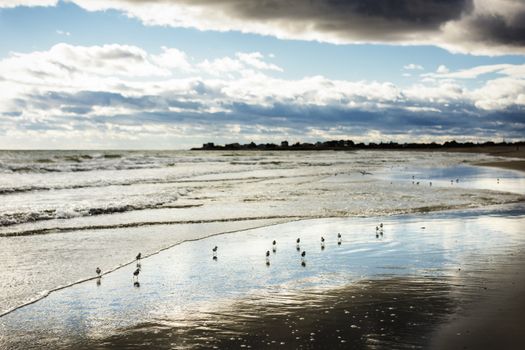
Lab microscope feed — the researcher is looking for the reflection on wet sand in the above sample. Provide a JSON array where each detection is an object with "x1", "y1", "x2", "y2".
[{"x1": 98, "y1": 277, "x2": 458, "y2": 349}]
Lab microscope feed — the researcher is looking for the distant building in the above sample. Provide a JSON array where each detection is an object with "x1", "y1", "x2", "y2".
[
  {"x1": 202, "y1": 142, "x2": 215, "y2": 149},
  {"x1": 225, "y1": 143, "x2": 241, "y2": 149},
  {"x1": 281, "y1": 141, "x2": 289, "y2": 147}
]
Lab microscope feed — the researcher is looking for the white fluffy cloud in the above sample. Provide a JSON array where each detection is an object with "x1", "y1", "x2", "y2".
[
  {"x1": 0, "y1": 0, "x2": 56, "y2": 7},
  {"x1": 0, "y1": 43, "x2": 524, "y2": 148},
  {"x1": 403, "y1": 64, "x2": 424, "y2": 71}
]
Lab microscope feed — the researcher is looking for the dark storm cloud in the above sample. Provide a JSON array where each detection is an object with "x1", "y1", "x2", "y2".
[
  {"x1": 134, "y1": 0, "x2": 473, "y2": 38},
  {"x1": 3, "y1": 0, "x2": 524, "y2": 54},
  {"x1": 106, "y1": 0, "x2": 525, "y2": 53},
  {"x1": 465, "y1": 12, "x2": 525, "y2": 47}
]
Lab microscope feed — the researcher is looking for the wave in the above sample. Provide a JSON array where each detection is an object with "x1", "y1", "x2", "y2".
[
  {"x1": 0, "y1": 201, "x2": 502, "y2": 237},
  {"x1": 0, "y1": 215, "x2": 308, "y2": 237},
  {"x1": 0, "y1": 151, "x2": 167, "y2": 174},
  {"x1": 0, "y1": 197, "x2": 193, "y2": 227},
  {"x1": 0, "y1": 150, "x2": 251, "y2": 174},
  {"x1": 0, "y1": 171, "x2": 312, "y2": 196}
]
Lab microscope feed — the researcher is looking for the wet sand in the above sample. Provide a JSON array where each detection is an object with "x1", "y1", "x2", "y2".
[
  {"x1": 429, "y1": 147, "x2": 525, "y2": 349},
  {"x1": 430, "y1": 251, "x2": 525, "y2": 350},
  {"x1": 97, "y1": 277, "x2": 458, "y2": 349},
  {"x1": 475, "y1": 160, "x2": 525, "y2": 173},
  {"x1": 443, "y1": 145, "x2": 525, "y2": 172},
  {"x1": 94, "y1": 249, "x2": 525, "y2": 350}
]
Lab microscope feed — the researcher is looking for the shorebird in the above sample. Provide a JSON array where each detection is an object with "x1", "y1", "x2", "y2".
[
  {"x1": 272, "y1": 240, "x2": 277, "y2": 252},
  {"x1": 337, "y1": 233, "x2": 342, "y2": 245},
  {"x1": 96, "y1": 267, "x2": 101, "y2": 276},
  {"x1": 321, "y1": 236, "x2": 325, "y2": 249},
  {"x1": 136, "y1": 252, "x2": 141, "y2": 261},
  {"x1": 266, "y1": 250, "x2": 270, "y2": 265},
  {"x1": 296, "y1": 238, "x2": 301, "y2": 251},
  {"x1": 430, "y1": 181, "x2": 432, "y2": 187},
  {"x1": 212, "y1": 246, "x2": 218, "y2": 259},
  {"x1": 301, "y1": 250, "x2": 306, "y2": 266},
  {"x1": 133, "y1": 267, "x2": 140, "y2": 281}
]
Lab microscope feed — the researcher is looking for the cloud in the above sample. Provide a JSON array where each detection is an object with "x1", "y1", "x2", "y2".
[
  {"x1": 197, "y1": 52, "x2": 282, "y2": 77},
  {"x1": 235, "y1": 52, "x2": 282, "y2": 72},
  {"x1": 404, "y1": 64, "x2": 424, "y2": 71},
  {"x1": 3, "y1": 0, "x2": 524, "y2": 55},
  {"x1": 0, "y1": 44, "x2": 524, "y2": 148},
  {"x1": 425, "y1": 63, "x2": 525, "y2": 79},
  {"x1": 0, "y1": 0, "x2": 57, "y2": 8},
  {"x1": 436, "y1": 65, "x2": 450, "y2": 74},
  {"x1": 56, "y1": 30, "x2": 71, "y2": 36}
]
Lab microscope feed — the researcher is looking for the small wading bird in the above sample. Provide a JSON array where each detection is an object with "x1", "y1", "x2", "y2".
[
  {"x1": 266, "y1": 250, "x2": 270, "y2": 266},
  {"x1": 337, "y1": 233, "x2": 342, "y2": 245},
  {"x1": 321, "y1": 236, "x2": 325, "y2": 249},
  {"x1": 296, "y1": 238, "x2": 301, "y2": 251},
  {"x1": 301, "y1": 251, "x2": 306, "y2": 266},
  {"x1": 133, "y1": 267, "x2": 140, "y2": 283},
  {"x1": 96, "y1": 267, "x2": 101, "y2": 276},
  {"x1": 212, "y1": 246, "x2": 218, "y2": 259},
  {"x1": 272, "y1": 240, "x2": 277, "y2": 252},
  {"x1": 136, "y1": 252, "x2": 141, "y2": 261}
]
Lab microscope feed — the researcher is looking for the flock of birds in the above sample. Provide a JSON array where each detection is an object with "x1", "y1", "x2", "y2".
[
  {"x1": 94, "y1": 224, "x2": 386, "y2": 286},
  {"x1": 92, "y1": 174, "x2": 504, "y2": 286}
]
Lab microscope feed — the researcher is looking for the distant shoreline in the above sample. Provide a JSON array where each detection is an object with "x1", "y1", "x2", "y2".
[{"x1": 191, "y1": 140, "x2": 524, "y2": 153}]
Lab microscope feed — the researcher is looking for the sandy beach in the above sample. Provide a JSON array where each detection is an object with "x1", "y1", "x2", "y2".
[{"x1": 443, "y1": 145, "x2": 525, "y2": 173}]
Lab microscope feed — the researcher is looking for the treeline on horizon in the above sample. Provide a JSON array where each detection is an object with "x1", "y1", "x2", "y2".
[{"x1": 192, "y1": 140, "x2": 524, "y2": 151}]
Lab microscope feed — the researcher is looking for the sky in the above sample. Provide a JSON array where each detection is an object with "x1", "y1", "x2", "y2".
[{"x1": 0, "y1": 0, "x2": 524, "y2": 149}]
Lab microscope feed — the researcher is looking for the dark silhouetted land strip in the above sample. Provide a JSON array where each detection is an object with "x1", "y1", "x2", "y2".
[{"x1": 191, "y1": 140, "x2": 524, "y2": 152}]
